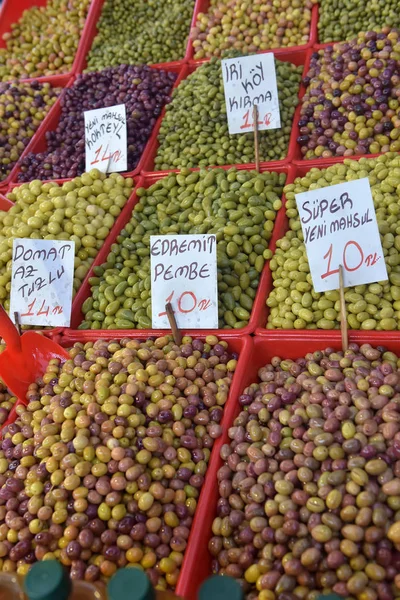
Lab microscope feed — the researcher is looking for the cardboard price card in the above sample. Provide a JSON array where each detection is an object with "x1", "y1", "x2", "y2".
[
  {"x1": 221, "y1": 53, "x2": 281, "y2": 135},
  {"x1": 296, "y1": 177, "x2": 388, "y2": 293},
  {"x1": 84, "y1": 104, "x2": 127, "y2": 173},
  {"x1": 150, "y1": 234, "x2": 218, "y2": 329},
  {"x1": 10, "y1": 239, "x2": 75, "y2": 327}
]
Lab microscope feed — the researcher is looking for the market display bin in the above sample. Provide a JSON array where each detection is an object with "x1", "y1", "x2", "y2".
[
  {"x1": 2, "y1": 174, "x2": 143, "y2": 339},
  {"x1": 0, "y1": 76, "x2": 74, "y2": 189},
  {"x1": 1, "y1": 330, "x2": 253, "y2": 597},
  {"x1": 81, "y1": 0, "x2": 198, "y2": 71},
  {"x1": 254, "y1": 160, "x2": 393, "y2": 336},
  {"x1": 0, "y1": 0, "x2": 98, "y2": 85},
  {"x1": 187, "y1": 0, "x2": 319, "y2": 63},
  {"x1": 291, "y1": 45, "x2": 388, "y2": 166},
  {"x1": 64, "y1": 163, "x2": 293, "y2": 336},
  {"x1": 142, "y1": 50, "x2": 309, "y2": 175},
  {"x1": 175, "y1": 332, "x2": 400, "y2": 598},
  {"x1": 8, "y1": 64, "x2": 183, "y2": 185}
]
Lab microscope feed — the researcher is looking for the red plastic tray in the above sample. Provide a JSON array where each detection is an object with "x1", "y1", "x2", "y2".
[
  {"x1": 63, "y1": 163, "x2": 292, "y2": 336},
  {"x1": 187, "y1": 1, "x2": 318, "y2": 63},
  {"x1": 81, "y1": 0, "x2": 196, "y2": 70},
  {"x1": 9, "y1": 64, "x2": 183, "y2": 184},
  {"x1": 0, "y1": 0, "x2": 98, "y2": 85},
  {"x1": 2, "y1": 174, "x2": 143, "y2": 337},
  {"x1": 291, "y1": 45, "x2": 390, "y2": 166},
  {"x1": 142, "y1": 50, "x2": 308, "y2": 175},
  {"x1": 254, "y1": 160, "x2": 396, "y2": 335},
  {"x1": 177, "y1": 332, "x2": 400, "y2": 598},
  {"x1": 1, "y1": 330, "x2": 253, "y2": 596},
  {"x1": 0, "y1": 76, "x2": 73, "y2": 188}
]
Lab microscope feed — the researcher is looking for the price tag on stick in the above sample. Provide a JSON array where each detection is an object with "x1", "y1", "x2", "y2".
[
  {"x1": 150, "y1": 234, "x2": 218, "y2": 329},
  {"x1": 295, "y1": 177, "x2": 388, "y2": 292},
  {"x1": 221, "y1": 53, "x2": 281, "y2": 135},
  {"x1": 10, "y1": 239, "x2": 75, "y2": 327},
  {"x1": 84, "y1": 104, "x2": 127, "y2": 173}
]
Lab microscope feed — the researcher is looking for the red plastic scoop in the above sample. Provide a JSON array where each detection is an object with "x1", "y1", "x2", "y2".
[{"x1": 0, "y1": 305, "x2": 69, "y2": 402}]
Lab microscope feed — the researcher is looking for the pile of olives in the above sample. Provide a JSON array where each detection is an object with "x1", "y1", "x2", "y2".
[
  {"x1": 17, "y1": 66, "x2": 176, "y2": 181},
  {"x1": 190, "y1": 0, "x2": 316, "y2": 60},
  {"x1": 0, "y1": 0, "x2": 91, "y2": 81},
  {"x1": 154, "y1": 57, "x2": 302, "y2": 170},
  {"x1": 1, "y1": 171, "x2": 134, "y2": 312},
  {"x1": 79, "y1": 168, "x2": 285, "y2": 331},
  {"x1": 211, "y1": 343, "x2": 400, "y2": 599},
  {"x1": 0, "y1": 335, "x2": 237, "y2": 588},
  {"x1": 0, "y1": 81, "x2": 60, "y2": 183},
  {"x1": 266, "y1": 153, "x2": 400, "y2": 330},
  {"x1": 86, "y1": 0, "x2": 195, "y2": 68},
  {"x1": 298, "y1": 29, "x2": 400, "y2": 159},
  {"x1": 318, "y1": 0, "x2": 400, "y2": 43}
]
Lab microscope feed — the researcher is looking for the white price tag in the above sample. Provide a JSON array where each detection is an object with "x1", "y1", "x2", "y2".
[
  {"x1": 150, "y1": 235, "x2": 218, "y2": 329},
  {"x1": 10, "y1": 239, "x2": 75, "y2": 327},
  {"x1": 296, "y1": 178, "x2": 388, "y2": 293},
  {"x1": 84, "y1": 104, "x2": 127, "y2": 173},
  {"x1": 221, "y1": 53, "x2": 281, "y2": 135}
]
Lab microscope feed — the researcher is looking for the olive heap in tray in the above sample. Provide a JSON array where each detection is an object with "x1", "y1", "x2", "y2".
[
  {"x1": 211, "y1": 343, "x2": 400, "y2": 600},
  {"x1": 0, "y1": 335, "x2": 237, "y2": 588},
  {"x1": 80, "y1": 168, "x2": 285, "y2": 331},
  {"x1": 267, "y1": 153, "x2": 400, "y2": 331}
]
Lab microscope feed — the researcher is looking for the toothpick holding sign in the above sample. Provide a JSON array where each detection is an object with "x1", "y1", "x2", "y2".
[
  {"x1": 339, "y1": 265, "x2": 348, "y2": 352},
  {"x1": 295, "y1": 177, "x2": 388, "y2": 293},
  {"x1": 221, "y1": 53, "x2": 281, "y2": 135},
  {"x1": 10, "y1": 239, "x2": 75, "y2": 327},
  {"x1": 84, "y1": 104, "x2": 127, "y2": 174}
]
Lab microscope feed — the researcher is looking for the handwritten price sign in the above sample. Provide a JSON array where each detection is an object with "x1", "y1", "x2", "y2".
[
  {"x1": 296, "y1": 178, "x2": 388, "y2": 293},
  {"x1": 150, "y1": 235, "x2": 218, "y2": 329},
  {"x1": 84, "y1": 104, "x2": 127, "y2": 173},
  {"x1": 221, "y1": 53, "x2": 281, "y2": 135},
  {"x1": 10, "y1": 239, "x2": 75, "y2": 326}
]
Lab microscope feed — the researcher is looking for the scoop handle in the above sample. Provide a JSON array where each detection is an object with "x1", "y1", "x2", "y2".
[{"x1": 0, "y1": 305, "x2": 22, "y2": 355}]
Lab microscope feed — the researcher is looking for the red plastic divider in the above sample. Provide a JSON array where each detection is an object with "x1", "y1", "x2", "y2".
[
  {"x1": 187, "y1": 1, "x2": 318, "y2": 63},
  {"x1": 64, "y1": 163, "x2": 292, "y2": 336},
  {"x1": 9, "y1": 64, "x2": 183, "y2": 184},
  {"x1": 0, "y1": 76, "x2": 74, "y2": 188},
  {"x1": 0, "y1": 0, "x2": 98, "y2": 85},
  {"x1": 177, "y1": 332, "x2": 400, "y2": 598},
  {"x1": 81, "y1": 0, "x2": 196, "y2": 71},
  {"x1": 142, "y1": 50, "x2": 308, "y2": 175}
]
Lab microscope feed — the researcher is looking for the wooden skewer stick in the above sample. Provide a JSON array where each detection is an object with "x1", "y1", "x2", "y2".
[
  {"x1": 14, "y1": 312, "x2": 21, "y2": 336},
  {"x1": 339, "y1": 264, "x2": 348, "y2": 352},
  {"x1": 166, "y1": 302, "x2": 182, "y2": 346},
  {"x1": 253, "y1": 105, "x2": 260, "y2": 173}
]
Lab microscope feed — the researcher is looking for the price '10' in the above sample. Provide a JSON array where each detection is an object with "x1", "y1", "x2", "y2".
[{"x1": 321, "y1": 241, "x2": 381, "y2": 280}]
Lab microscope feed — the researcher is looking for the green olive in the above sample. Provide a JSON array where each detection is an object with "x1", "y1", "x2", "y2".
[
  {"x1": 80, "y1": 167, "x2": 285, "y2": 330},
  {"x1": 267, "y1": 154, "x2": 400, "y2": 331},
  {"x1": 154, "y1": 55, "x2": 302, "y2": 170}
]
